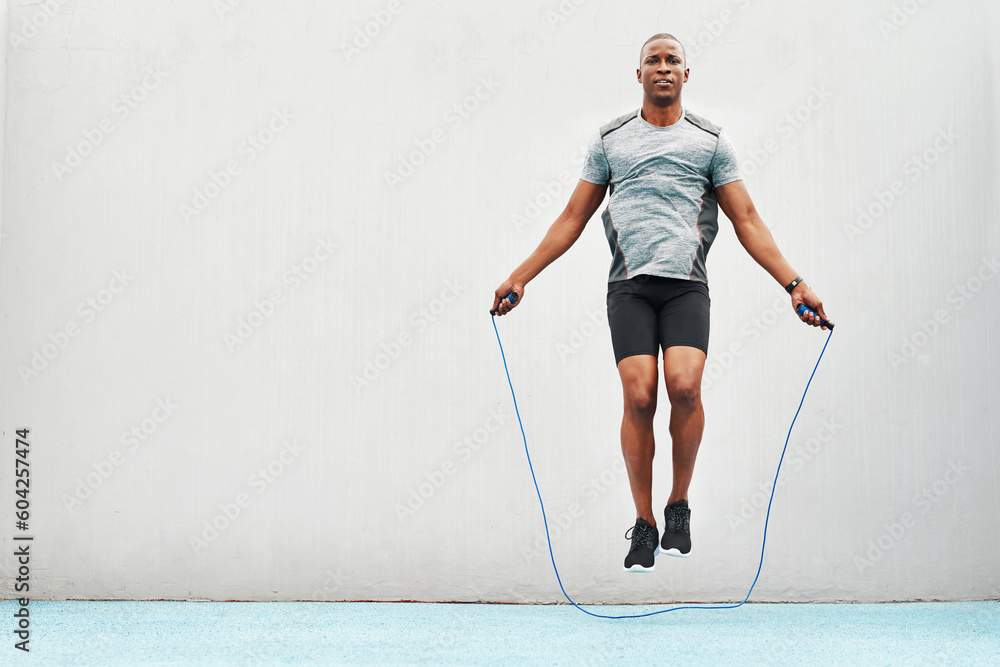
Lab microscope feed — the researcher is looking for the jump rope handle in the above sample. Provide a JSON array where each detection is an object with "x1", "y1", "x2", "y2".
[
  {"x1": 490, "y1": 292, "x2": 518, "y2": 316},
  {"x1": 796, "y1": 304, "x2": 835, "y2": 330}
]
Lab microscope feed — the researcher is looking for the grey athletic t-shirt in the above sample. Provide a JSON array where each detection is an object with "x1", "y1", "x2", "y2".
[{"x1": 580, "y1": 107, "x2": 743, "y2": 283}]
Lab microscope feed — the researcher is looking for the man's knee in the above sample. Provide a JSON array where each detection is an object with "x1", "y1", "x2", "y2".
[
  {"x1": 624, "y1": 385, "x2": 657, "y2": 416},
  {"x1": 668, "y1": 382, "x2": 701, "y2": 409}
]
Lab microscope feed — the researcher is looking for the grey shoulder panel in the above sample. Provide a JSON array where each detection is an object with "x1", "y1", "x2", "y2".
[
  {"x1": 600, "y1": 109, "x2": 638, "y2": 138},
  {"x1": 684, "y1": 110, "x2": 722, "y2": 137}
]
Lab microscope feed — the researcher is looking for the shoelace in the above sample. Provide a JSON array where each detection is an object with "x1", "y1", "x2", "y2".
[
  {"x1": 625, "y1": 522, "x2": 657, "y2": 550},
  {"x1": 668, "y1": 506, "x2": 690, "y2": 534}
]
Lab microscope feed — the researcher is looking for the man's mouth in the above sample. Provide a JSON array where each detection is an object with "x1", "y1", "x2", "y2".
[{"x1": 654, "y1": 79, "x2": 672, "y2": 87}]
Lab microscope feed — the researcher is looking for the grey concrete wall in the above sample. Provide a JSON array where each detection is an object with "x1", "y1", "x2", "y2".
[{"x1": 0, "y1": 0, "x2": 997, "y2": 602}]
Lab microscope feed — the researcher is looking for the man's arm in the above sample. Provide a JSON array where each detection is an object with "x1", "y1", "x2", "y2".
[
  {"x1": 492, "y1": 179, "x2": 608, "y2": 316},
  {"x1": 715, "y1": 179, "x2": 831, "y2": 328}
]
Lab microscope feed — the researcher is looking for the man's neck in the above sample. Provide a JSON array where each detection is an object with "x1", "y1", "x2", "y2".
[{"x1": 640, "y1": 99, "x2": 683, "y2": 127}]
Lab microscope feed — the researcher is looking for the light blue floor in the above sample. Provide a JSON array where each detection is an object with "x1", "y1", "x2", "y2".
[{"x1": 1, "y1": 600, "x2": 997, "y2": 665}]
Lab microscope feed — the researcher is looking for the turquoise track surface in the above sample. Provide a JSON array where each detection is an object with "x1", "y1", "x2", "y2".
[{"x1": 2, "y1": 600, "x2": 998, "y2": 665}]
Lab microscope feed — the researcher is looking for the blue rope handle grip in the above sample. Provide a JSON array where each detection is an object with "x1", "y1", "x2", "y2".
[
  {"x1": 796, "y1": 304, "x2": 834, "y2": 330},
  {"x1": 490, "y1": 292, "x2": 518, "y2": 315}
]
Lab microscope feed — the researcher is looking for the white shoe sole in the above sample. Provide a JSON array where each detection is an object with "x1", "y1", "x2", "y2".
[
  {"x1": 623, "y1": 545, "x2": 660, "y2": 572},
  {"x1": 661, "y1": 547, "x2": 691, "y2": 558}
]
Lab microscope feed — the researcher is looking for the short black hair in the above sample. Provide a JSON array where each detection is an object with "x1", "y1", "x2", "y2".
[{"x1": 640, "y1": 33, "x2": 686, "y2": 65}]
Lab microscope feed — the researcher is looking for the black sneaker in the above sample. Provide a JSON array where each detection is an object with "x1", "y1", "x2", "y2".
[
  {"x1": 623, "y1": 518, "x2": 660, "y2": 572},
  {"x1": 661, "y1": 500, "x2": 691, "y2": 557}
]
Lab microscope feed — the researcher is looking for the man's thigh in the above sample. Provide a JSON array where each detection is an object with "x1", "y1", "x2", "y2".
[
  {"x1": 657, "y1": 280, "x2": 710, "y2": 356},
  {"x1": 607, "y1": 276, "x2": 659, "y2": 364},
  {"x1": 616, "y1": 354, "x2": 660, "y2": 399}
]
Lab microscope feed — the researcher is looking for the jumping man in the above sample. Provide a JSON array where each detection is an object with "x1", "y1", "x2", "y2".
[{"x1": 492, "y1": 33, "x2": 832, "y2": 572}]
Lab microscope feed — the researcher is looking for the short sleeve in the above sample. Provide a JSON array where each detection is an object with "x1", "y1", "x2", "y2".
[
  {"x1": 710, "y1": 130, "x2": 743, "y2": 187},
  {"x1": 580, "y1": 131, "x2": 610, "y2": 184}
]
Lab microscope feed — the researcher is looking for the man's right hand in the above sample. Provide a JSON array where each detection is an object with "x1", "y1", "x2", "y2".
[{"x1": 491, "y1": 281, "x2": 523, "y2": 316}]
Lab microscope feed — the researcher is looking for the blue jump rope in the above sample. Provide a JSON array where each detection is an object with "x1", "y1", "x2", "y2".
[{"x1": 490, "y1": 293, "x2": 834, "y2": 619}]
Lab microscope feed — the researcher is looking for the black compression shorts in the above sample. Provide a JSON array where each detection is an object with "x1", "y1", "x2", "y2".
[{"x1": 606, "y1": 274, "x2": 710, "y2": 364}]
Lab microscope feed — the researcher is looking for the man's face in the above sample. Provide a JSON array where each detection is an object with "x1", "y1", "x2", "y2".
[{"x1": 637, "y1": 39, "x2": 688, "y2": 104}]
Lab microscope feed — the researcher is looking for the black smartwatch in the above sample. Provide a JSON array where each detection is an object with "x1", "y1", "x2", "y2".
[{"x1": 785, "y1": 276, "x2": 804, "y2": 294}]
